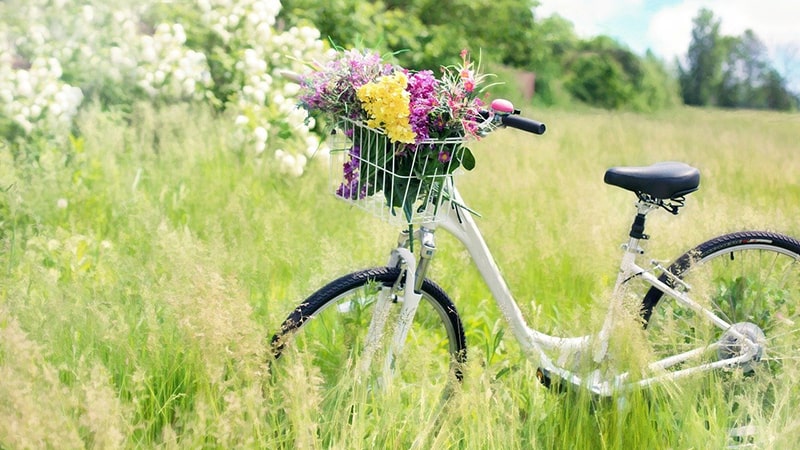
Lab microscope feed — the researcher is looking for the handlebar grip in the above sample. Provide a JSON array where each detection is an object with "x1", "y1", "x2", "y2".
[{"x1": 501, "y1": 115, "x2": 546, "y2": 135}]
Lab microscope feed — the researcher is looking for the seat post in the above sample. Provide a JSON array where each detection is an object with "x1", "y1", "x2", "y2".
[
  {"x1": 628, "y1": 199, "x2": 660, "y2": 241},
  {"x1": 629, "y1": 213, "x2": 647, "y2": 240}
]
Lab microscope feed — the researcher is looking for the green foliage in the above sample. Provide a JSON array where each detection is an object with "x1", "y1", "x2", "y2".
[
  {"x1": 635, "y1": 51, "x2": 682, "y2": 110},
  {"x1": 281, "y1": 0, "x2": 540, "y2": 70},
  {"x1": 524, "y1": 14, "x2": 580, "y2": 105},
  {"x1": 565, "y1": 38, "x2": 635, "y2": 109},
  {"x1": 564, "y1": 37, "x2": 678, "y2": 111},
  {"x1": 280, "y1": 0, "x2": 679, "y2": 110}
]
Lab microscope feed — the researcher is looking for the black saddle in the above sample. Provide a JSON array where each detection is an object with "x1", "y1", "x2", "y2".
[{"x1": 604, "y1": 162, "x2": 700, "y2": 199}]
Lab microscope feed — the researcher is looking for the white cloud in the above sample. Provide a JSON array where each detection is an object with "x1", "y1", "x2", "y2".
[{"x1": 647, "y1": 2, "x2": 697, "y2": 62}]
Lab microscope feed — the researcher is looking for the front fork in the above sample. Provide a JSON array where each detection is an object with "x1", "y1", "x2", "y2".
[
  {"x1": 394, "y1": 226, "x2": 438, "y2": 293},
  {"x1": 360, "y1": 227, "x2": 438, "y2": 380}
]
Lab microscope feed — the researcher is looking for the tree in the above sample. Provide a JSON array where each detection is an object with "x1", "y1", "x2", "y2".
[
  {"x1": 679, "y1": 8, "x2": 725, "y2": 106},
  {"x1": 279, "y1": 0, "x2": 540, "y2": 70},
  {"x1": 565, "y1": 37, "x2": 637, "y2": 109},
  {"x1": 718, "y1": 30, "x2": 769, "y2": 108},
  {"x1": 760, "y1": 69, "x2": 798, "y2": 110},
  {"x1": 525, "y1": 13, "x2": 579, "y2": 104},
  {"x1": 562, "y1": 36, "x2": 678, "y2": 110}
]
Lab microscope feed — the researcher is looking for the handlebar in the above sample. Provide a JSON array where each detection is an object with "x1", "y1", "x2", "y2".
[
  {"x1": 500, "y1": 114, "x2": 546, "y2": 135},
  {"x1": 486, "y1": 98, "x2": 546, "y2": 135}
]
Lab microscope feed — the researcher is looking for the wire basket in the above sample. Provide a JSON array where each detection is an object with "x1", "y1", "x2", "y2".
[{"x1": 328, "y1": 117, "x2": 469, "y2": 224}]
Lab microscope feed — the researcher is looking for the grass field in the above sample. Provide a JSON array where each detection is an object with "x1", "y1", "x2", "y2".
[{"x1": 2, "y1": 102, "x2": 800, "y2": 448}]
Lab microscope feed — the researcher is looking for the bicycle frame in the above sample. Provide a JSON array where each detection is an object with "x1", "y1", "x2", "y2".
[{"x1": 368, "y1": 185, "x2": 762, "y2": 396}]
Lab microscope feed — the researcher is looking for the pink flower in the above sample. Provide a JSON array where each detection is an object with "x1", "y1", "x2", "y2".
[{"x1": 463, "y1": 78, "x2": 475, "y2": 93}]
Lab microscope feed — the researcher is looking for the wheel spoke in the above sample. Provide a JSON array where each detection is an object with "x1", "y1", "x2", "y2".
[
  {"x1": 641, "y1": 232, "x2": 800, "y2": 443},
  {"x1": 271, "y1": 267, "x2": 465, "y2": 409}
]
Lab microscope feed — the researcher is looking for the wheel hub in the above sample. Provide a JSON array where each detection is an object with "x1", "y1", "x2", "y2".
[{"x1": 717, "y1": 322, "x2": 766, "y2": 372}]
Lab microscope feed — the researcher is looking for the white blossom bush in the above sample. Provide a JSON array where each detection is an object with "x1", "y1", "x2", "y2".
[
  {"x1": 0, "y1": 0, "x2": 140, "y2": 146},
  {"x1": 192, "y1": 0, "x2": 330, "y2": 174},
  {"x1": 0, "y1": 0, "x2": 329, "y2": 175},
  {"x1": 135, "y1": 23, "x2": 214, "y2": 101},
  {"x1": 0, "y1": 32, "x2": 84, "y2": 144}
]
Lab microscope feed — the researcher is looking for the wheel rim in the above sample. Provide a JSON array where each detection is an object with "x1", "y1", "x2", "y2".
[
  {"x1": 274, "y1": 280, "x2": 463, "y2": 408},
  {"x1": 645, "y1": 244, "x2": 800, "y2": 435}
]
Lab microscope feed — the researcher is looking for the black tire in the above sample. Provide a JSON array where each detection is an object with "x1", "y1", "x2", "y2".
[
  {"x1": 271, "y1": 267, "x2": 466, "y2": 398},
  {"x1": 641, "y1": 231, "x2": 800, "y2": 435}
]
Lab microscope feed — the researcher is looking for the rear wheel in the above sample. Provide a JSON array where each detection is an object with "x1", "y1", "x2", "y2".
[
  {"x1": 271, "y1": 267, "x2": 466, "y2": 406},
  {"x1": 641, "y1": 231, "x2": 800, "y2": 441}
]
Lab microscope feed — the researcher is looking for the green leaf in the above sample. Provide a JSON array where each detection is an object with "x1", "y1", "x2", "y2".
[{"x1": 461, "y1": 147, "x2": 476, "y2": 171}]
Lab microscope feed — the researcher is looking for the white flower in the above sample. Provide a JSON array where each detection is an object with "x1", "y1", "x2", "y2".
[
  {"x1": 172, "y1": 24, "x2": 187, "y2": 44},
  {"x1": 30, "y1": 104, "x2": 42, "y2": 119},
  {"x1": 155, "y1": 23, "x2": 171, "y2": 40},
  {"x1": 57, "y1": 198, "x2": 68, "y2": 209},
  {"x1": 254, "y1": 141, "x2": 266, "y2": 154},
  {"x1": 15, "y1": 76, "x2": 33, "y2": 98},
  {"x1": 141, "y1": 43, "x2": 157, "y2": 62},
  {"x1": 283, "y1": 82, "x2": 300, "y2": 96},
  {"x1": 81, "y1": 5, "x2": 95, "y2": 23},
  {"x1": 182, "y1": 78, "x2": 196, "y2": 95},
  {"x1": 287, "y1": 108, "x2": 308, "y2": 130},
  {"x1": 253, "y1": 126, "x2": 268, "y2": 142},
  {"x1": 305, "y1": 135, "x2": 320, "y2": 155},
  {"x1": 235, "y1": 115, "x2": 249, "y2": 126}
]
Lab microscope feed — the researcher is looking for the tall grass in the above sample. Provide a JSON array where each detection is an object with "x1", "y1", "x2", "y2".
[{"x1": 1, "y1": 102, "x2": 799, "y2": 448}]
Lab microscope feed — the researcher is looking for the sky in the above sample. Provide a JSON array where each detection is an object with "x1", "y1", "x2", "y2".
[{"x1": 536, "y1": 0, "x2": 800, "y2": 84}]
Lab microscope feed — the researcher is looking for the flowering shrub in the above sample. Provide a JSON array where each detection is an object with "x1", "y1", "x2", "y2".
[
  {"x1": 0, "y1": 55, "x2": 83, "y2": 139},
  {"x1": 135, "y1": 23, "x2": 213, "y2": 101},
  {"x1": 298, "y1": 48, "x2": 493, "y2": 221},
  {"x1": 0, "y1": 0, "x2": 328, "y2": 176},
  {"x1": 193, "y1": 0, "x2": 329, "y2": 174}
]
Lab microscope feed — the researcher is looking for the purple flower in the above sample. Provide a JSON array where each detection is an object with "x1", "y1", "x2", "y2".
[
  {"x1": 406, "y1": 70, "x2": 438, "y2": 142},
  {"x1": 336, "y1": 145, "x2": 366, "y2": 200},
  {"x1": 298, "y1": 50, "x2": 394, "y2": 120}
]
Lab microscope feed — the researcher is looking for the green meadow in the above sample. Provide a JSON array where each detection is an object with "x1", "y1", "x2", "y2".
[{"x1": 2, "y1": 103, "x2": 800, "y2": 448}]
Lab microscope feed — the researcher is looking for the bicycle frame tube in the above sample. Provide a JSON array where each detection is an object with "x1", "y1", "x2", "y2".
[
  {"x1": 360, "y1": 247, "x2": 424, "y2": 380},
  {"x1": 373, "y1": 186, "x2": 761, "y2": 394},
  {"x1": 431, "y1": 187, "x2": 759, "y2": 394},
  {"x1": 435, "y1": 188, "x2": 592, "y2": 363}
]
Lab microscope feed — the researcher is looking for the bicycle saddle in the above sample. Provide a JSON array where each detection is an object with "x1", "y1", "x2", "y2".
[{"x1": 604, "y1": 162, "x2": 700, "y2": 199}]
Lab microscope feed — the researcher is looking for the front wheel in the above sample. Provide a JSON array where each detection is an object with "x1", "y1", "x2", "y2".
[
  {"x1": 271, "y1": 267, "x2": 466, "y2": 404},
  {"x1": 641, "y1": 231, "x2": 800, "y2": 440}
]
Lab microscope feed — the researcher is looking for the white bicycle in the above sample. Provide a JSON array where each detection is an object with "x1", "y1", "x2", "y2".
[{"x1": 271, "y1": 99, "x2": 799, "y2": 435}]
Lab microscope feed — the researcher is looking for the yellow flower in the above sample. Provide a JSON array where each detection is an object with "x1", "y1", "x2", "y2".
[{"x1": 356, "y1": 72, "x2": 415, "y2": 144}]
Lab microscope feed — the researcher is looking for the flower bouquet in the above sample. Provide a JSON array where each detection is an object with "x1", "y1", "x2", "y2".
[{"x1": 298, "y1": 48, "x2": 493, "y2": 223}]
